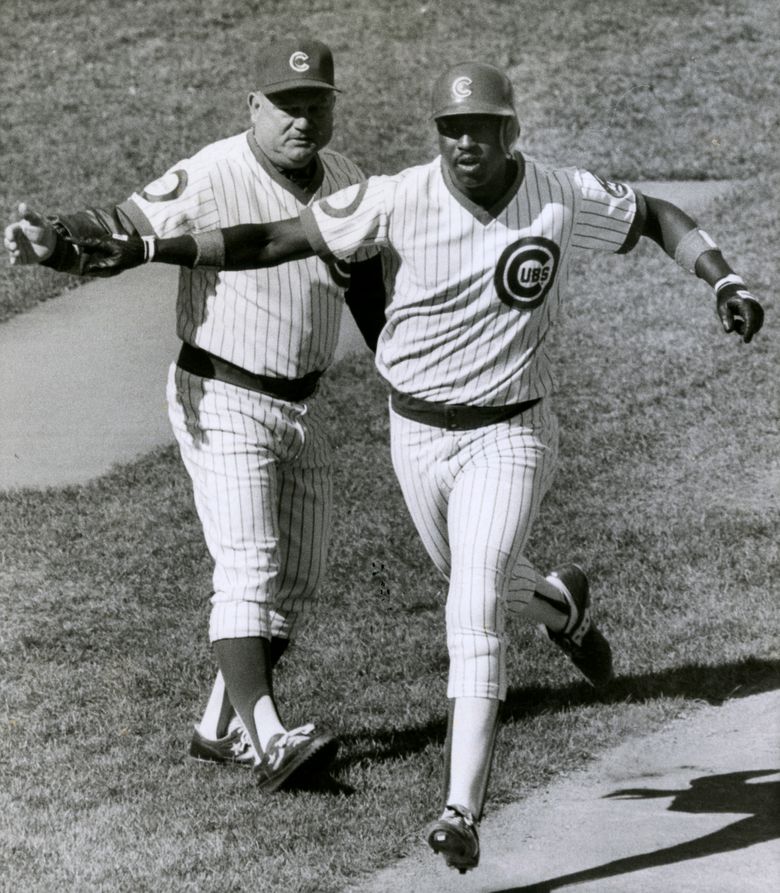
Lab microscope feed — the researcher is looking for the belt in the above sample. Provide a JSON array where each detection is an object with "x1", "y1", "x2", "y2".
[
  {"x1": 176, "y1": 342, "x2": 323, "y2": 402},
  {"x1": 390, "y1": 389, "x2": 542, "y2": 431}
]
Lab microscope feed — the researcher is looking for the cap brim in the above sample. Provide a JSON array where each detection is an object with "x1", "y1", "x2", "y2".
[
  {"x1": 262, "y1": 79, "x2": 341, "y2": 95},
  {"x1": 433, "y1": 103, "x2": 514, "y2": 119}
]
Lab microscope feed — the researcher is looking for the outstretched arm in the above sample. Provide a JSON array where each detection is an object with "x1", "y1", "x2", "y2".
[
  {"x1": 74, "y1": 218, "x2": 315, "y2": 274},
  {"x1": 640, "y1": 195, "x2": 764, "y2": 343}
]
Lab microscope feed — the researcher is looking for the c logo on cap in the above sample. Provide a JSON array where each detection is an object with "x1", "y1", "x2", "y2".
[
  {"x1": 289, "y1": 51, "x2": 310, "y2": 72},
  {"x1": 452, "y1": 76, "x2": 473, "y2": 98}
]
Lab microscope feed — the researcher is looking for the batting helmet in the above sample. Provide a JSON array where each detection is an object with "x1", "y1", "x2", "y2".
[
  {"x1": 431, "y1": 62, "x2": 517, "y2": 120},
  {"x1": 431, "y1": 62, "x2": 520, "y2": 155}
]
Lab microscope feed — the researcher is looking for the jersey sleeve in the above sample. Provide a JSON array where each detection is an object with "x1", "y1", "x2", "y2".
[
  {"x1": 570, "y1": 170, "x2": 646, "y2": 254},
  {"x1": 117, "y1": 156, "x2": 219, "y2": 239},
  {"x1": 300, "y1": 175, "x2": 393, "y2": 263}
]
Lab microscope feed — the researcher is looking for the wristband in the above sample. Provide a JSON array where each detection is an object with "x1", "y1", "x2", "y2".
[
  {"x1": 713, "y1": 273, "x2": 746, "y2": 294},
  {"x1": 193, "y1": 230, "x2": 226, "y2": 267},
  {"x1": 141, "y1": 235, "x2": 156, "y2": 262},
  {"x1": 110, "y1": 232, "x2": 156, "y2": 263},
  {"x1": 673, "y1": 228, "x2": 719, "y2": 274}
]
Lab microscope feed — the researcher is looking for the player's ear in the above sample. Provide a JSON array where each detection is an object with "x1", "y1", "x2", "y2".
[{"x1": 502, "y1": 117, "x2": 520, "y2": 157}]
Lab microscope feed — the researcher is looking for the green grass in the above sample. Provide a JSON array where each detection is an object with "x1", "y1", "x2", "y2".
[{"x1": 1, "y1": 1, "x2": 779, "y2": 891}]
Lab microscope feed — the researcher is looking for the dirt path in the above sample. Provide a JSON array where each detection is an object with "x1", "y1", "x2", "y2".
[{"x1": 348, "y1": 689, "x2": 779, "y2": 893}]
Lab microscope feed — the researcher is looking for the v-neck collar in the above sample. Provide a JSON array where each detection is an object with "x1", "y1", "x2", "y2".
[
  {"x1": 440, "y1": 152, "x2": 526, "y2": 224},
  {"x1": 246, "y1": 131, "x2": 325, "y2": 205}
]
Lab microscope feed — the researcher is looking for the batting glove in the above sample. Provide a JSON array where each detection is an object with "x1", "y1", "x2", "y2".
[
  {"x1": 715, "y1": 278, "x2": 764, "y2": 344},
  {"x1": 67, "y1": 233, "x2": 153, "y2": 277}
]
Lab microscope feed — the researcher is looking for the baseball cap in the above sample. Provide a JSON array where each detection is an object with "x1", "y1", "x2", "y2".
[{"x1": 256, "y1": 38, "x2": 340, "y2": 95}]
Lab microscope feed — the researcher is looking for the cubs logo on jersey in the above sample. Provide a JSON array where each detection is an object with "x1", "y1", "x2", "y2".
[
  {"x1": 592, "y1": 174, "x2": 629, "y2": 198},
  {"x1": 318, "y1": 181, "x2": 368, "y2": 218},
  {"x1": 141, "y1": 170, "x2": 189, "y2": 203},
  {"x1": 494, "y1": 237, "x2": 559, "y2": 311}
]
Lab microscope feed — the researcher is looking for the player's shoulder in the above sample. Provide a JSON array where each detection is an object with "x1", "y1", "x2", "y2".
[
  {"x1": 519, "y1": 153, "x2": 576, "y2": 187},
  {"x1": 181, "y1": 132, "x2": 249, "y2": 167},
  {"x1": 568, "y1": 165, "x2": 634, "y2": 200},
  {"x1": 393, "y1": 157, "x2": 441, "y2": 190},
  {"x1": 522, "y1": 156, "x2": 635, "y2": 202},
  {"x1": 318, "y1": 147, "x2": 368, "y2": 183},
  {"x1": 319, "y1": 147, "x2": 360, "y2": 169}
]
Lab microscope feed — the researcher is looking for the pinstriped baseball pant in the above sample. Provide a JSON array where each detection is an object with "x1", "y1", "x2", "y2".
[
  {"x1": 167, "y1": 364, "x2": 333, "y2": 642},
  {"x1": 390, "y1": 399, "x2": 559, "y2": 700}
]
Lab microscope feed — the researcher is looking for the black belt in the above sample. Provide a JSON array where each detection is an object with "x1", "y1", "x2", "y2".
[
  {"x1": 176, "y1": 342, "x2": 323, "y2": 402},
  {"x1": 390, "y1": 389, "x2": 542, "y2": 431}
]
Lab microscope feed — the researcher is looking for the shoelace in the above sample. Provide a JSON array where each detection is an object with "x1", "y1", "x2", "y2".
[
  {"x1": 274, "y1": 723, "x2": 315, "y2": 749},
  {"x1": 443, "y1": 804, "x2": 476, "y2": 828},
  {"x1": 224, "y1": 717, "x2": 258, "y2": 758},
  {"x1": 236, "y1": 726, "x2": 255, "y2": 753}
]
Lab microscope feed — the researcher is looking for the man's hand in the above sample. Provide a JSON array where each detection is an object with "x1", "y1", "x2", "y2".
[
  {"x1": 716, "y1": 284, "x2": 765, "y2": 344},
  {"x1": 69, "y1": 233, "x2": 147, "y2": 276},
  {"x1": 3, "y1": 203, "x2": 57, "y2": 264}
]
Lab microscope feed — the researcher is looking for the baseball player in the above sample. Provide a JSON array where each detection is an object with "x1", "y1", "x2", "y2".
[
  {"x1": 4, "y1": 38, "x2": 387, "y2": 792},
  {"x1": 66, "y1": 62, "x2": 764, "y2": 870}
]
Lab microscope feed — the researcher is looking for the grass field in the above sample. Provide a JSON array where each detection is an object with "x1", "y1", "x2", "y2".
[{"x1": 1, "y1": 1, "x2": 779, "y2": 891}]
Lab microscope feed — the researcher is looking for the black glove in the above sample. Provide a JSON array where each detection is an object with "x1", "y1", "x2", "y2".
[
  {"x1": 68, "y1": 234, "x2": 148, "y2": 276},
  {"x1": 715, "y1": 283, "x2": 764, "y2": 344}
]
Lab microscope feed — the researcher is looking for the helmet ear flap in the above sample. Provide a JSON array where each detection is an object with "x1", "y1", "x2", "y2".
[{"x1": 501, "y1": 116, "x2": 520, "y2": 156}]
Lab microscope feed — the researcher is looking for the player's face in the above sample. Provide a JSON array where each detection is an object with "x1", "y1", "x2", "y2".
[
  {"x1": 437, "y1": 115, "x2": 510, "y2": 202},
  {"x1": 250, "y1": 88, "x2": 335, "y2": 168}
]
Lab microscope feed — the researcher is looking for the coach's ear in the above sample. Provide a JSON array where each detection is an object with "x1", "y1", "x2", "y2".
[{"x1": 248, "y1": 92, "x2": 262, "y2": 121}]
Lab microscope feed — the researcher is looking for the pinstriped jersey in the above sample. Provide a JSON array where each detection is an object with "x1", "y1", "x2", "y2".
[
  {"x1": 301, "y1": 153, "x2": 643, "y2": 404},
  {"x1": 119, "y1": 132, "x2": 367, "y2": 377}
]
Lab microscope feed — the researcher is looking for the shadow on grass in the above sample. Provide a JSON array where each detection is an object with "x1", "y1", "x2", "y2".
[
  {"x1": 335, "y1": 656, "x2": 780, "y2": 767},
  {"x1": 492, "y1": 768, "x2": 780, "y2": 892},
  {"x1": 283, "y1": 772, "x2": 356, "y2": 797}
]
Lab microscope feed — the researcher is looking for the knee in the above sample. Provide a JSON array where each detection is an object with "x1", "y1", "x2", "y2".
[{"x1": 446, "y1": 628, "x2": 506, "y2": 700}]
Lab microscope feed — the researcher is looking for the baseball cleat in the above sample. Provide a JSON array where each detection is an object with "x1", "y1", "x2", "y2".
[
  {"x1": 545, "y1": 564, "x2": 614, "y2": 689},
  {"x1": 426, "y1": 804, "x2": 480, "y2": 873},
  {"x1": 188, "y1": 717, "x2": 257, "y2": 768},
  {"x1": 253, "y1": 723, "x2": 339, "y2": 793}
]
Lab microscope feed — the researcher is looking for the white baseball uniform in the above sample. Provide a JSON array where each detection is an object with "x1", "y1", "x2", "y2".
[
  {"x1": 301, "y1": 153, "x2": 642, "y2": 698},
  {"x1": 119, "y1": 131, "x2": 371, "y2": 642}
]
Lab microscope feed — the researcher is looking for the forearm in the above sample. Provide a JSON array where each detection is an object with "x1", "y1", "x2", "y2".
[
  {"x1": 640, "y1": 194, "x2": 763, "y2": 342},
  {"x1": 152, "y1": 220, "x2": 314, "y2": 271},
  {"x1": 642, "y1": 195, "x2": 739, "y2": 286},
  {"x1": 152, "y1": 227, "x2": 272, "y2": 270}
]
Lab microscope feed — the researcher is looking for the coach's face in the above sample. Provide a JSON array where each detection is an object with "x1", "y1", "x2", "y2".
[
  {"x1": 250, "y1": 87, "x2": 335, "y2": 168},
  {"x1": 437, "y1": 114, "x2": 510, "y2": 202}
]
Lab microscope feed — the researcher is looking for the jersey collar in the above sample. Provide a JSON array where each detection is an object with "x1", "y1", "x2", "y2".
[
  {"x1": 440, "y1": 152, "x2": 526, "y2": 224},
  {"x1": 246, "y1": 131, "x2": 325, "y2": 204}
]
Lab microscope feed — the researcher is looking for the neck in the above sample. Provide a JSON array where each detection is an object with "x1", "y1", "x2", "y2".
[
  {"x1": 249, "y1": 132, "x2": 319, "y2": 183},
  {"x1": 456, "y1": 158, "x2": 518, "y2": 209}
]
